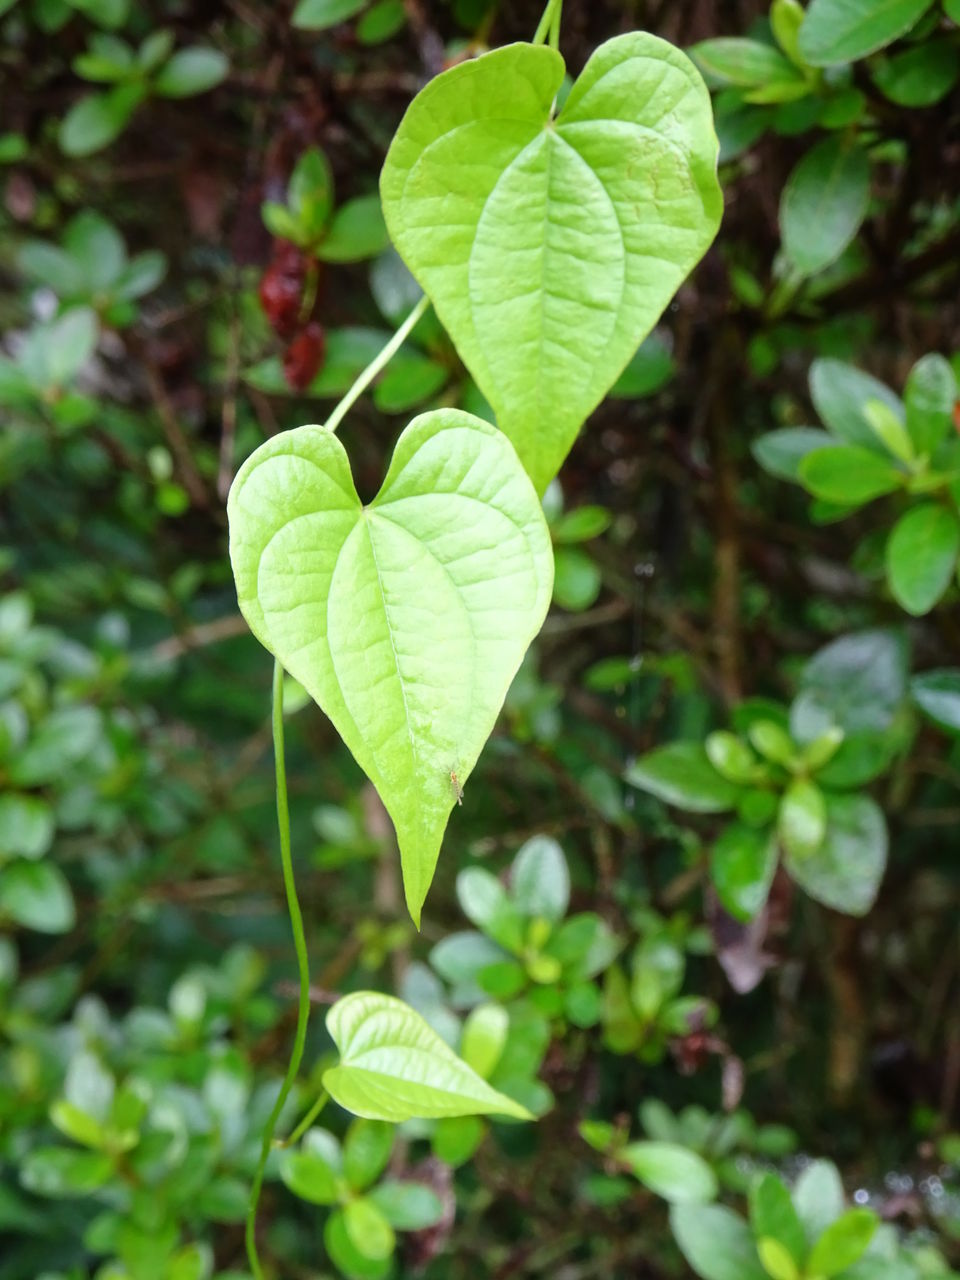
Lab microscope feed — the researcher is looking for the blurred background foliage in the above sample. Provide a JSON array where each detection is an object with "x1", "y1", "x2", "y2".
[{"x1": 2, "y1": 0, "x2": 960, "y2": 1277}]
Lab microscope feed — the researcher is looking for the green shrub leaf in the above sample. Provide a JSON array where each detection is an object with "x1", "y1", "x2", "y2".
[
  {"x1": 781, "y1": 137, "x2": 870, "y2": 276},
  {"x1": 798, "y1": 0, "x2": 937, "y2": 67},
  {"x1": 625, "y1": 743, "x2": 743, "y2": 813},
  {"x1": 621, "y1": 1141, "x2": 718, "y2": 1203},
  {"x1": 886, "y1": 502, "x2": 960, "y2": 616}
]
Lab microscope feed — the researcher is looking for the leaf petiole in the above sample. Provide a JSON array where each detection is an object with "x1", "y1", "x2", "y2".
[
  {"x1": 323, "y1": 292, "x2": 430, "y2": 435},
  {"x1": 532, "y1": 0, "x2": 562, "y2": 47}
]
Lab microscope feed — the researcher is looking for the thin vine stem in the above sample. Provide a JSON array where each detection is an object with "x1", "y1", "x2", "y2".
[
  {"x1": 245, "y1": 660, "x2": 313, "y2": 1280},
  {"x1": 281, "y1": 1089, "x2": 329, "y2": 1148},
  {"x1": 323, "y1": 293, "x2": 430, "y2": 435},
  {"x1": 532, "y1": 0, "x2": 562, "y2": 46}
]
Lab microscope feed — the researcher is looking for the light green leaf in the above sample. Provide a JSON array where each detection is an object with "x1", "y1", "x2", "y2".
[
  {"x1": 288, "y1": 146, "x2": 335, "y2": 240},
  {"x1": 904, "y1": 354, "x2": 957, "y2": 457},
  {"x1": 153, "y1": 47, "x2": 229, "y2": 98},
  {"x1": 324, "y1": 1205, "x2": 391, "y2": 1280},
  {"x1": 798, "y1": 0, "x2": 938, "y2": 67},
  {"x1": 625, "y1": 742, "x2": 743, "y2": 813},
  {"x1": 621, "y1": 1141, "x2": 718, "y2": 1204},
  {"x1": 228, "y1": 411, "x2": 553, "y2": 922},
  {"x1": 798, "y1": 445, "x2": 902, "y2": 505},
  {"x1": 322, "y1": 991, "x2": 533, "y2": 1122},
  {"x1": 784, "y1": 793, "x2": 887, "y2": 915},
  {"x1": 780, "y1": 136, "x2": 870, "y2": 276},
  {"x1": 792, "y1": 1160, "x2": 845, "y2": 1243},
  {"x1": 381, "y1": 34, "x2": 722, "y2": 494},
  {"x1": 20, "y1": 1147, "x2": 113, "y2": 1197},
  {"x1": 778, "y1": 778, "x2": 827, "y2": 860},
  {"x1": 460, "y1": 1002, "x2": 509, "y2": 1079},
  {"x1": 912, "y1": 669, "x2": 960, "y2": 733},
  {"x1": 670, "y1": 1203, "x2": 768, "y2": 1280},
  {"x1": 552, "y1": 547, "x2": 601, "y2": 611},
  {"x1": 886, "y1": 502, "x2": 959, "y2": 616},
  {"x1": 807, "y1": 1208, "x2": 878, "y2": 1276},
  {"x1": 318, "y1": 194, "x2": 389, "y2": 262},
  {"x1": 863, "y1": 399, "x2": 914, "y2": 464},
  {"x1": 292, "y1": 0, "x2": 368, "y2": 29}
]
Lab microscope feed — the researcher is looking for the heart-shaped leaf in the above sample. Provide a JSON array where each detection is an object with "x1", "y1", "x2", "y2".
[
  {"x1": 380, "y1": 34, "x2": 722, "y2": 494},
  {"x1": 228, "y1": 410, "x2": 553, "y2": 923},
  {"x1": 322, "y1": 991, "x2": 533, "y2": 1122}
]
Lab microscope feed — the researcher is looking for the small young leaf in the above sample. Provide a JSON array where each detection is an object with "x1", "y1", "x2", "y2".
[
  {"x1": 691, "y1": 37, "x2": 807, "y2": 98},
  {"x1": 280, "y1": 1149, "x2": 340, "y2": 1205},
  {"x1": 778, "y1": 779, "x2": 827, "y2": 861},
  {"x1": 343, "y1": 1119, "x2": 393, "y2": 1192},
  {"x1": 460, "y1": 1003, "x2": 509, "y2": 1080},
  {"x1": 863, "y1": 399, "x2": 914, "y2": 464},
  {"x1": 798, "y1": 0, "x2": 937, "y2": 66},
  {"x1": 228, "y1": 411, "x2": 553, "y2": 923},
  {"x1": 621, "y1": 1141, "x2": 718, "y2": 1204},
  {"x1": 792, "y1": 1159, "x2": 845, "y2": 1243},
  {"x1": 368, "y1": 1180, "x2": 445, "y2": 1229},
  {"x1": 780, "y1": 137, "x2": 870, "y2": 277},
  {"x1": 288, "y1": 147, "x2": 335, "y2": 239},
  {"x1": 322, "y1": 992, "x2": 533, "y2": 1122},
  {"x1": 886, "y1": 503, "x2": 960, "y2": 616},
  {"x1": 705, "y1": 731, "x2": 758, "y2": 784},
  {"x1": 625, "y1": 743, "x2": 743, "y2": 813}
]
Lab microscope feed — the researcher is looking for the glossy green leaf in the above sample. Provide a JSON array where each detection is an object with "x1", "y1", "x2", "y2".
[
  {"x1": 711, "y1": 823, "x2": 777, "y2": 921},
  {"x1": 322, "y1": 991, "x2": 533, "y2": 1122},
  {"x1": 912, "y1": 669, "x2": 960, "y2": 733},
  {"x1": 344, "y1": 1119, "x2": 394, "y2": 1191},
  {"x1": 904, "y1": 354, "x2": 957, "y2": 457},
  {"x1": 59, "y1": 85, "x2": 144, "y2": 156},
  {"x1": 752, "y1": 428, "x2": 834, "y2": 482},
  {"x1": 292, "y1": 0, "x2": 368, "y2": 28},
  {"x1": 784, "y1": 793, "x2": 886, "y2": 915},
  {"x1": 749, "y1": 1172, "x2": 806, "y2": 1270},
  {"x1": 279, "y1": 1148, "x2": 340, "y2": 1205},
  {"x1": 0, "y1": 794, "x2": 55, "y2": 860},
  {"x1": 368, "y1": 1180, "x2": 445, "y2": 1229},
  {"x1": 807, "y1": 1208, "x2": 878, "y2": 1276},
  {"x1": 691, "y1": 38, "x2": 808, "y2": 101},
  {"x1": 798, "y1": 446, "x2": 902, "y2": 505},
  {"x1": 153, "y1": 47, "x2": 228, "y2": 97},
  {"x1": 381, "y1": 34, "x2": 722, "y2": 494},
  {"x1": 791, "y1": 629, "x2": 908, "y2": 740},
  {"x1": 887, "y1": 502, "x2": 960, "y2": 615},
  {"x1": 625, "y1": 743, "x2": 743, "y2": 813},
  {"x1": 511, "y1": 835, "x2": 569, "y2": 922},
  {"x1": 670, "y1": 1203, "x2": 768, "y2": 1280},
  {"x1": 809, "y1": 359, "x2": 904, "y2": 452},
  {"x1": 317, "y1": 195, "x2": 389, "y2": 263},
  {"x1": 621, "y1": 1141, "x2": 718, "y2": 1204},
  {"x1": 872, "y1": 40, "x2": 960, "y2": 107},
  {"x1": 798, "y1": 0, "x2": 937, "y2": 67},
  {"x1": 0, "y1": 861, "x2": 76, "y2": 933},
  {"x1": 780, "y1": 137, "x2": 870, "y2": 276},
  {"x1": 324, "y1": 1206, "x2": 391, "y2": 1280},
  {"x1": 228, "y1": 411, "x2": 553, "y2": 922}
]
